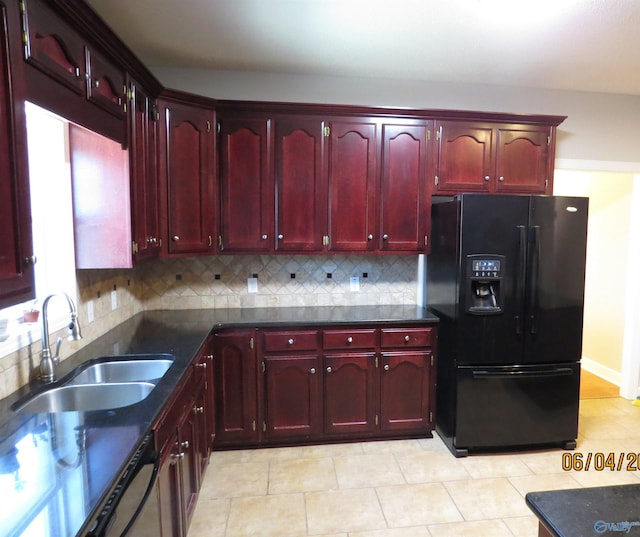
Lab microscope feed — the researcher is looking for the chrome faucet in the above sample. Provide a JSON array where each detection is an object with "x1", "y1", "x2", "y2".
[{"x1": 39, "y1": 292, "x2": 83, "y2": 383}]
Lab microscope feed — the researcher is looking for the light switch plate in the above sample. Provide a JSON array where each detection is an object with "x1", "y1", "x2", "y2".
[
  {"x1": 111, "y1": 290, "x2": 117, "y2": 310},
  {"x1": 350, "y1": 276, "x2": 360, "y2": 292},
  {"x1": 87, "y1": 300, "x2": 94, "y2": 323}
]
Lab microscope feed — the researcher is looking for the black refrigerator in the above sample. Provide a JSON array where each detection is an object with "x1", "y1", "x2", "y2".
[{"x1": 427, "y1": 194, "x2": 588, "y2": 457}]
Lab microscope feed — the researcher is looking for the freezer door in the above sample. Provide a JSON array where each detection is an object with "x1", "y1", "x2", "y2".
[
  {"x1": 457, "y1": 194, "x2": 529, "y2": 365},
  {"x1": 455, "y1": 363, "x2": 580, "y2": 450},
  {"x1": 525, "y1": 196, "x2": 588, "y2": 363}
]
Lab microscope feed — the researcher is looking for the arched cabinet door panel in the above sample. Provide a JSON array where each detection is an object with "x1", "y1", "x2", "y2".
[{"x1": 160, "y1": 98, "x2": 216, "y2": 256}]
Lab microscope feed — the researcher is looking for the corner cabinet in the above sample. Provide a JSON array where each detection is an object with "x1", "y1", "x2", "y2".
[
  {"x1": 158, "y1": 93, "x2": 216, "y2": 256},
  {"x1": 129, "y1": 78, "x2": 161, "y2": 261},
  {"x1": 0, "y1": 0, "x2": 35, "y2": 309},
  {"x1": 434, "y1": 120, "x2": 558, "y2": 195},
  {"x1": 155, "y1": 339, "x2": 214, "y2": 537},
  {"x1": 212, "y1": 323, "x2": 437, "y2": 449}
]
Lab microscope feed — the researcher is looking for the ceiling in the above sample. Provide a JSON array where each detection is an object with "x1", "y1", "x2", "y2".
[{"x1": 84, "y1": 0, "x2": 640, "y2": 96}]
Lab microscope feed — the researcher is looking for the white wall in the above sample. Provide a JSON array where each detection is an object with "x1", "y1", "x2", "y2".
[{"x1": 151, "y1": 68, "x2": 640, "y2": 164}]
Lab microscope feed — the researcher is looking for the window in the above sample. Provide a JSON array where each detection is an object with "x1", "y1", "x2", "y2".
[{"x1": 0, "y1": 103, "x2": 77, "y2": 355}]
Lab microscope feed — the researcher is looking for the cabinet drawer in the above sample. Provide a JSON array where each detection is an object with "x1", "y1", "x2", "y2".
[
  {"x1": 322, "y1": 329, "x2": 377, "y2": 350},
  {"x1": 262, "y1": 330, "x2": 319, "y2": 352},
  {"x1": 380, "y1": 327, "x2": 432, "y2": 348}
]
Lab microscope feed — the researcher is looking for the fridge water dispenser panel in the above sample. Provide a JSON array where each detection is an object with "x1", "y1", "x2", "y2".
[{"x1": 466, "y1": 254, "x2": 505, "y2": 315}]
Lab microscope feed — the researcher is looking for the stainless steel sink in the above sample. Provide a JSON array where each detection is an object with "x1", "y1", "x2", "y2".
[
  {"x1": 68, "y1": 358, "x2": 173, "y2": 385},
  {"x1": 12, "y1": 382, "x2": 156, "y2": 413}
]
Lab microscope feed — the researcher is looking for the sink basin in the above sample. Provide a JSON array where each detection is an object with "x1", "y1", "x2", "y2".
[
  {"x1": 12, "y1": 382, "x2": 156, "y2": 414},
  {"x1": 68, "y1": 357, "x2": 173, "y2": 385}
]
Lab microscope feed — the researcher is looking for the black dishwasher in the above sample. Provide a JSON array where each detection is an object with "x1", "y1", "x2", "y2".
[{"x1": 85, "y1": 433, "x2": 161, "y2": 537}]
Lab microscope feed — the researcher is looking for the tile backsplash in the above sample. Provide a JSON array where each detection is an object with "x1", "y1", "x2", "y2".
[
  {"x1": 139, "y1": 254, "x2": 420, "y2": 309},
  {"x1": 0, "y1": 254, "x2": 419, "y2": 397}
]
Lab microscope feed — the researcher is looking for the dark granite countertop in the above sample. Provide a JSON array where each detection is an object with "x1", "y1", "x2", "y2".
[
  {"x1": 526, "y1": 484, "x2": 640, "y2": 536},
  {"x1": 0, "y1": 305, "x2": 437, "y2": 537}
]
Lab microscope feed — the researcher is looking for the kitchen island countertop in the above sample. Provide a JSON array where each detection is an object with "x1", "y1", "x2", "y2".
[
  {"x1": 526, "y1": 484, "x2": 640, "y2": 536},
  {"x1": 0, "y1": 305, "x2": 437, "y2": 537}
]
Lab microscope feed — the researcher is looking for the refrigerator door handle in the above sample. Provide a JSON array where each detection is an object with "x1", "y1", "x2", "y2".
[
  {"x1": 515, "y1": 225, "x2": 527, "y2": 335},
  {"x1": 472, "y1": 367, "x2": 574, "y2": 380},
  {"x1": 528, "y1": 225, "x2": 541, "y2": 334}
]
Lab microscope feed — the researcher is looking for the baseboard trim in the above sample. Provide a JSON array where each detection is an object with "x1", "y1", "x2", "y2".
[{"x1": 581, "y1": 356, "x2": 622, "y2": 388}]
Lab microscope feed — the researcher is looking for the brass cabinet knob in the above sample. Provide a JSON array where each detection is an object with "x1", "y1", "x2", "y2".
[
  {"x1": 326, "y1": 366, "x2": 332, "y2": 373},
  {"x1": 367, "y1": 234, "x2": 373, "y2": 240},
  {"x1": 484, "y1": 175, "x2": 490, "y2": 181},
  {"x1": 499, "y1": 176, "x2": 505, "y2": 181},
  {"x1": 194, "y1": 406, "x2": 204, "y2": 414},
  {"x1": 384, "y1": 364, "x2": 390, "y2": 371},
  {"x1": 288, "y1": 338, "x2": 294, "y2": 345},
  {"x1": 382, "y1": 234, "x2": 389, "y2": 240},
  {"x1": 278, "y1": 234, "x2": 284, "y2": 240},
  {"x1": 172, "y1": 235, "x2": 180, "y2": 242},
  {"x1": 261, "y1": 234, "x2": 268, "y2": 240},
  {"x1": 347, "y1": 336, "x2": 353, "y2": 343},
  {"x1": 404, "y1": 335, "x2": 410, "y2": 342},
  {"x1": 310, "y1": 368, "x2": 316, "y2": 374}
]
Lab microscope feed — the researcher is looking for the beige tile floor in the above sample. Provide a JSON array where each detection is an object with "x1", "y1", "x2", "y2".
[{"x1": 188, "y1": 397, "x2": 640, "y2": 537}]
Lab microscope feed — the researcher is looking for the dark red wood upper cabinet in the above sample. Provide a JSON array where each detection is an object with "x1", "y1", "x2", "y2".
[
  {"x1": 21, "y1": 0, "x2": 85, "y2": 95},
  {"x1": 379, "y1": 122, "x2": 430, "y2": 252},
  {"x1": 218, "y1": 116, "x2": 274, "y2": 252},
  {"x1": 435, "y1": 122, "x2": 494, "y2": 193},
  {"x1": 160, "y1": 99, "x2": 216, "y2": 256},
  {"x1": 274, "y1": 117, "x2": 326, "y2": 252},
  {"x1": 327, "y1": 120, "x2": 378, "y2": 252},
  {"x1": 435, "y1": 121, "x2": 553, "y2": 195},
  {"x1": 494, "y1": 126, "x2": 551, "y2": 194},
  {"x1": 129, "y1": 80, "x2": 160, "y2": 261},
  {"x1": 85, "y1": 47, "x2": 126, "y2": 119},
  {"x1": 0, "y1": 0, "x2": 35, "y2": 309}
]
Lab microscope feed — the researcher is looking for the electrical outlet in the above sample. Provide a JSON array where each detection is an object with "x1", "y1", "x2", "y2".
[
  {"x1": 350, "y1": 276, "x2": 360, "y2": 292},
  {"x1": 247, "y1": 277, "x2": 258, "y2": 293},
  {"x1": 87, "y1": 300, "x2": 94, "y2": 323},
  {"x1": 111, "y1": 290, "x2": 117, "y2": 310}
]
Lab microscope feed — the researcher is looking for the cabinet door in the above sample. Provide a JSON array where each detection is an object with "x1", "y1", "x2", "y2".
[
  {"x1": 435, "y1": 121, "x2": 493, "y2": 193},
  {"x1": 0, "y1": 1, "x2": 35, "y2": 308},
  {"x1": 324, "y1": 353, "x2": 378, "y2": 435},
  {"x1": 264, "y1": 355, "x2": 322, "y2": 440},
  {"x1": 157, "y1": 438, "x2": 184, "y2": 537},
  {"x1": 162, "y1": 100, "x2": 215, "y2": 255},
  {"x1": 212, "y1": 330, "x2": 259, "y2": 446},
  {"x1": 21, "y1": 0, "x2": 85, "y2": 95},
  {"x1": 380, "y1": 351, "x2": 432, "y2": 433},
  {"x1": 85, "y1": 47, "x2": 126, "y2": 119},
  {"x1": 178, "y1": 402, "x2": 199, "y2": 534},
  {"x1": 327, "y1": 120, "x2": 377, "y2": 252},
  {"x1": 494, "y1": 126, "x2": 550, "y2": 194},
  {"x1": 380, "y1": 122, "x2": 429, "y2": 252},
  {"x1": 130, "y1": 81, "x2": 161, "y2": 260},
  {"x1": 274, "y1": 117, "x2": 326, "y2": 252},
  {"x1": 218, "y1": 116, "x2": 274, "y2": 252}
]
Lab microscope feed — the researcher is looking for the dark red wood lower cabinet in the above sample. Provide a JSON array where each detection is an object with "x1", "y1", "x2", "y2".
[
  {"x1": 263, "y1": 355, "x2": 322, "y2": 441},
  {"x1": 380, "y1": 351, "x2": 432, "y2": 433},
  {"x1": 324, "y1": 353, "x2": 378, "y2": 435}
]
